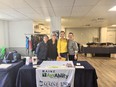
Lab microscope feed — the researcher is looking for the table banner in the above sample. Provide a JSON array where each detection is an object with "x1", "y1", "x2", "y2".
[{"x1": 36, "y1": 61, "x2": 75, "y2": 87}]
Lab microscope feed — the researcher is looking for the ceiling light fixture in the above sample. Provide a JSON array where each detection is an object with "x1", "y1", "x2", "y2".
[
  {"x1": 111, "y1": 24, "x2": 116, "y2": 27},
  {"x1": 46, "y1": 18, "x2": 51, "y2": 22},
  {"x1": 109, "y1": 6, "x2": 116, "y2": 11}
]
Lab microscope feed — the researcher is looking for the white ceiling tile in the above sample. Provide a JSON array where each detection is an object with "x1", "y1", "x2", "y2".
[
  {"x1": 25, "y1": 13, "x2": 41, "y2": 18},
  {"x1": 24, "y1": 0, "x2": 40, "y2": 7},
  {"x1": 0, "y1": 0, "x2": 13, "y2": 5},
  {"x1": 13, "y1": 0, "x2": 31, "y2": 9},
  {"x1": 0, "y1": 13, "x2": 13, "y2": 20},
  {"x1": 97, "y1": 0, "x2": 116, "y2": 6},
  {"x1": 0, "y1": 0, "x2": 115, "y2": 28},
  {"x1": 54, "y1": 7, "x2": 72, "y2": 16},
  {"x1": 0, "y1": 9, "x2": 27, "y2": 18},
  {"x1": 72, "y1": 6, "x2": 93, "y2": 16},
  {"x1": 35, "y1": 7, "x2": 54, "y2": 17},
  {"x1": 16, "y1": 8, "x2": 36, "y2": 14},
  {"x1": 25, "y1": 0, "x2": 51, "y2": 8},
  {"x1": 0, "y1": 3, "x2": 10, "y2": 9},
  {"x1": 86, "y1": 5, "x2": 115, "y2": 18},
  {"x1": 50, "y1": 0, "x2": 74, "y2": 7},
  {"x1": 0, "y1": 0, "x2": 30, "y2": 9},
  {"x1": 36, "y1": 0, "x2": 51, "y2": 7},
  {"x1": 74, "y1": 0, "x2": 100, "y2": 6}
]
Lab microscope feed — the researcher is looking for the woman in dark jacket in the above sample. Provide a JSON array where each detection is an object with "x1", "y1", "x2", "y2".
[
  {"x1": 47, "y1": 33, "x2": 58, "y2": 60},
  {"x1": 36, "y1": 35, "x2": 49, "y2": 61}
]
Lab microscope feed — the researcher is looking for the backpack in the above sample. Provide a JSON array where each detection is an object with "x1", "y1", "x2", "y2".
[{"x1": 2, "y1": 51, "x2": 21, "y2": 63}]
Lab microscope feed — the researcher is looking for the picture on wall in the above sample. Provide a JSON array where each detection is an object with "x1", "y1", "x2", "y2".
[{"x1": 33, "y1": 23, "x2": 50, "y2": 35}]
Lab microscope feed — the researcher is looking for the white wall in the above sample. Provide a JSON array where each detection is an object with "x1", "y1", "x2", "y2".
[
  {"x1": 65, "y1": 28, "x2": 99, "y2": 44},
  {"x1": 100, "y1": 27, "x2": 108, "y2": 42},
  {"x1": 9, "y1": 20, "x2": 33, "y2": 47},
  {"x1": 0, "y1": 20, "x2": 9, "y2": 48},
  {"x1": 100, "y1": 27, "x2": 116, "y2": 44},
  {"x1": 0, "y1": 21, "x2": 4, "y2": 47}
]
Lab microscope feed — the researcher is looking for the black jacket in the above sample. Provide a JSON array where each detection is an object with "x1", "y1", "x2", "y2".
[
  {"x1": 47, "y1": 39, "x2": 58, "y2": 60},
  {"x1": 36, "y1": 41, "x2": 48, "y2": 60}
]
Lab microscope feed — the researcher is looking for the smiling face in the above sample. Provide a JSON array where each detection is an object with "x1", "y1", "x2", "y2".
[
  {"x1": 68, "y1": 32, "x2": 74, "y2": 40},
  {"x1": 60, "y1": 31, "x2": 65, "y2": 39},
  {"x1": 51, "y1": 33, "x2": 57, "y2": 41},
  {"x1": 43, "y1": 35, "x2": 49, "y2": 43}
]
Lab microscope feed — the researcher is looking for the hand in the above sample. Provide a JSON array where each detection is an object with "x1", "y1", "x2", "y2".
[
  {"x1": 58, "y1": 55, "x2": 61, "y2": 58},
  {"x1": 58, "y1": 54, "x2": 61, "y2": 58},
  {"x1": 74, "y1": 55, "x2": 77, "y2": 60}
]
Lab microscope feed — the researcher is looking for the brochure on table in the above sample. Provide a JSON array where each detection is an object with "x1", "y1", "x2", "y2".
[
  {"x1": 0, "y1": 64, "x2": 12, "y2": 69},
  {"x1": 36, "y1": 61, "x2": 75, "y2": 87}
]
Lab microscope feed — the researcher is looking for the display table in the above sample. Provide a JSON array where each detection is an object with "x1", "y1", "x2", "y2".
[
  {"x1": 0, "y1": 61, "x2": 24, "y2": 87},
  {"x1": 81, "y1": 47, "x2": 116, "y2": 57},
  {"x1": 36, "y1": 61, "x2": 75, "y2": 87},
  {"x1": 16, "y1": 61, "x2": 98, "y2": 87}
]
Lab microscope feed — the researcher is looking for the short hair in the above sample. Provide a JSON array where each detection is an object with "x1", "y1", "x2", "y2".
[
  {"x1": 51, "y1": 33, "x2": 57, "y2": 36},
  {"x1": 43, "y1": 35, "x2": 49, "y2": 38},
  {"x1": 69, "y1": 32, "x2": 74, "y2": 35},
  {"x1": 60, "y1": 31, "x2": 65, "y2": 34}
]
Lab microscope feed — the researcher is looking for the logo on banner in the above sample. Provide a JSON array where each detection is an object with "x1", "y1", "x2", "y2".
[
  {"x1": 42, "y1": 70, "x2": 69, "y2": 79},
  {"x1": 39, "y1": 80, "x2": 58, "y2": 87},
  {"x1": 39, "y1": 80, "x2": 71, "y2": 87},
  {"x1": 60, "y1": 82, "x2": 71, "y2": 87}
]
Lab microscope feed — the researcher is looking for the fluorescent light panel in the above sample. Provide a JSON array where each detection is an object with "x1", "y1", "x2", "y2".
[
  {"x1": 109, "y1": 6, "x2": 116, "y2": 11},
  {"x1": 46, "y1": 18, "x2": 51, "y2": 22},
  {"x1": 111, "y1": 25, "x2": 116, "y2": 27}
]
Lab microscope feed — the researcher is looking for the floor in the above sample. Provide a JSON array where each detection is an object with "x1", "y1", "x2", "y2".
[{"x1": 78, "y1": 54, "x2": 116, "y2": 87}]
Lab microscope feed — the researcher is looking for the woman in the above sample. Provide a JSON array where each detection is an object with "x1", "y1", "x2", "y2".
[
  {"x1": 36, "y1": 35, "x2": 49, "y2": 61},
  {"x1": 68, "y1": 32, "x2": 78, "y2": 61},
  {"x1": 57, "y1": 31, "x2": 68, "y2": 59},
  {"x1": 47, "y1": 33, "x2": 58, "y2": 60}
]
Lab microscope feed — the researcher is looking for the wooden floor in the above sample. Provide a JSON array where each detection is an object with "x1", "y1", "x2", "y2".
[{"x1": 78, "y1": 54, "x2": 116, "y2": 87}]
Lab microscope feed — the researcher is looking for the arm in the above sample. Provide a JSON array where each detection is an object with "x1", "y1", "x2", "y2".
[
  {"x1": 73, "y1": 42, "x2": 78, "y2": 59},
  {"x1": 47, "y1": 40, "x2": 50, "y2": 57},
  {"x1": 57, "y1": 39, "x2": 61, "y2": 57},
  {"x1": 36, "y1": 43, "x2": 41, "y2": 58}
]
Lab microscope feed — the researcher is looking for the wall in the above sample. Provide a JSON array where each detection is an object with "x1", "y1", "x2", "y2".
[
  {"x1": 100, "y1": 27, "x2": 116, "y2": 44},
  {"x1": 100, "y1": 27, "x2": 108, "y2": 42},
  {"x1": 65, "y1": 28, "x2": 99, "y2": 44},
  {"x1": 0, "y1": 21, "x2": 5, "y2": 47},
  {"x1": 6, "y1": 20, "x2": 33, "y2": 56},
  {"x1": 9, "y1": 20, "x2": 33, "y2": 47},
  {"x1": 0, "y1": 20, "x2": 9, "y2": 48},
  {"x1": 107, "y1": 27, "x2": 116, "y2": 43}
]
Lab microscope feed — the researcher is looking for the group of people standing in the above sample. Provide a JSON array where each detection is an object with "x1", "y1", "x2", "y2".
[{"x1": 36, "y1": 31, "x2": 78, "y2": 61}]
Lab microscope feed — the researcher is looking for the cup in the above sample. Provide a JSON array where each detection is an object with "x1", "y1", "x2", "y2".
[
  {"x1": 32, "y1": 57, "x2": 38, "y2": 65},
  {"x1": 25, "y1": 57, "x2": 30, "y2": 65}
]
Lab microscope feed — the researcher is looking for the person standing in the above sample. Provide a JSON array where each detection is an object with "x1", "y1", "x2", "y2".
[
  {"x1": 68, "y1": 32, "x2": 78, "y2": 61},
  {"x1": 57, "y1": 31, "x2": 68, "y2": 59},
  {"x1": 36, "y1": 35, "x2": 49, "y2": 61},
  {"x1": 47, "y1": 33, "x2": 58, "y2": 60}
]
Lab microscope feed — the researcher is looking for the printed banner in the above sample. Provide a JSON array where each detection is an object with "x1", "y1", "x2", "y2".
[{"x1": 36, "y1": 61, "x2": 75, "y2": 87}]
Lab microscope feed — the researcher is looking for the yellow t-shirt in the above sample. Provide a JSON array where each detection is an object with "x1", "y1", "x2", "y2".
[{"x1": 57, "y1": 38, "x2": 67, "y2": 54}]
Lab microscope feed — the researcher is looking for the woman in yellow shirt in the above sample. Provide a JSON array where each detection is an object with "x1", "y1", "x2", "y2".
[{"x1": 57, "y1": 31, "x2": 68, "y2": 59}]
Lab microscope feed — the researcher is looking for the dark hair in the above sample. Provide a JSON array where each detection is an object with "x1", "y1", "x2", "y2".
[
  {"x1": 60, "y1": 31, "x2": 65, "y2": 34},
  {"x1": 43, "y1": 35, "x2": 49, "y2": 38},
  {"x1": 69, "y1": 32, "x2": 74, "y2": 35}
]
